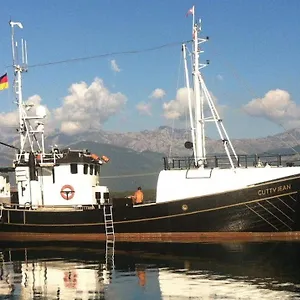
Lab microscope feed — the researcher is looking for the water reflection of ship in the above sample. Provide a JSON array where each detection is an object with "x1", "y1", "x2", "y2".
[
  {"x1": 0, "y1": 243, "x2": 115, "y2": 299},
  {"x1": 116, "y1": 241, "x2": 300, "y2": 298},
  {"x1": 1, "y1": 242, "x2": 300, "y2": 299}
]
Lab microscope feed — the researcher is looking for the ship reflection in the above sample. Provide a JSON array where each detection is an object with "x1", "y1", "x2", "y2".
[
  {"x1": 0, "y1": 249, "x2": 108, "y2": 299},
  {"x1": 0, "y1": 241, "x2": 300, "y2": 299}
]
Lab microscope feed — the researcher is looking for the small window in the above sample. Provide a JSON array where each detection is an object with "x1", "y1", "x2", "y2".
[
  {"x1": 52, "y1": 168, "x2": 55, "y2": 183},
  {"x1": 104, "y1": 192, "x2": 109, "y2": 200},
  {"x1": 90, "y1": 164, "x2": 94, "y2": 175},
  {"x1": 83, "y1": 164, "x2": 88, "y2": 174},
  {"x1": 95, "y1": 165, "x2": 100, "y2": 175},
  {"x1": 71, "y1": 164, "x2": 78, "y2": 174}
]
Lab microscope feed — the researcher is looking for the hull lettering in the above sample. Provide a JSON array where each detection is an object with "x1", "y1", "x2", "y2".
[{"x1": 258, "y1": 184, "x2": 292, "y2": 196}]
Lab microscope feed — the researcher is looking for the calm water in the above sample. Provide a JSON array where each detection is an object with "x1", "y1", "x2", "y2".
[{"x1": 1, "y1": 241, "x2": 300, "y2": 299}]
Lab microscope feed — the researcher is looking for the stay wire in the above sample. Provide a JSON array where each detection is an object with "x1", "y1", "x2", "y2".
[
  {"x1": 210, "y1": 46, "x2": 300, "y2": 158},
  {"x1": 6, "y1": 40, "x2": 191, "y2": 69},
  {"x1": 168, "y1": 49, "x2": 183, "y2": 158}
]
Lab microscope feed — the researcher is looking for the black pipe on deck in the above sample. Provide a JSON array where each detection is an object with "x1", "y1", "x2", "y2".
[{"x1": 29, "y1": 152, "x2": 37, "y2": 181}]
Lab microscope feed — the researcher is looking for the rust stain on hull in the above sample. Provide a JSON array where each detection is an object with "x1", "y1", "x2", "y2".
[{"x1": 1, "y1": 232, "x2": 300, "y2": 243}]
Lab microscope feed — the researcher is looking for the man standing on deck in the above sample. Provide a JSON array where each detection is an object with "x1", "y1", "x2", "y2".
[{"x1": 131, "y1": 187, "x2": 144, "y2": 205}]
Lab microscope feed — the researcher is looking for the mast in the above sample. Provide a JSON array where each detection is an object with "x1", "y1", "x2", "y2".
[
  {"x1": 10, "y1": 21, "x2": 26, "y2": 154},
  {"x1": 184, "y1": 7, "x2": 238, "y2": 168},
  {"x1": 192, "y1": 20, "x2": 206, "y2": 167},
  {"x1": 182, "y1": 44, "x2": 197, "y2": 164},
  {"x1": 10, "y1": 21, "x2": 47, "y2": 162}
]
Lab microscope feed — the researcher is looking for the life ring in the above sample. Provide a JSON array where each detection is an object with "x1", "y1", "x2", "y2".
[
  {"x1": 63, "y1": 271, "x2": 77, "y2": 289},
  {"x1": 60, "y1": 185, "x2": 75, "y2": 200},
  {"x1": 91, "y1": 153, "x2": 100, "y2": 161},
  {"x1": 101, "y1": 155, "x2": 110, "y2": 163}
]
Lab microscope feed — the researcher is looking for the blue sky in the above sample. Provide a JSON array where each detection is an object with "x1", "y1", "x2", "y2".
[{"x1": 1, "y1": 0, "x2": 300, "y2": 139}]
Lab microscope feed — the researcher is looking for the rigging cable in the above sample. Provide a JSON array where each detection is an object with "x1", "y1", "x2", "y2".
[
  {"x1": 6, "y1": 40, "x2": 191, "y2": 69},
  {"x1": 168, "y1": 49, "x2": 183, "y2": 158},
  {"x1": 209, "y1": 46, "x2": 300, "y2": 158}
]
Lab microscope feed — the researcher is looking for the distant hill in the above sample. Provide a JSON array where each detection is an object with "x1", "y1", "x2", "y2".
[
  {"x1": 42, "y1": 126, "x2": 300, "y2": 157},
  {"x1": 2, "y1": 126, "x2": 300, "y2": 191},
  {"x1": 68, "y1": 141, "x2": 163, "y2": 192}
]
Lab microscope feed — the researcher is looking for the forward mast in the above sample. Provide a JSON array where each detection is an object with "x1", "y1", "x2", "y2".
[{"x1": 10, "y1": 21, "x2": 47, "y2": 163}]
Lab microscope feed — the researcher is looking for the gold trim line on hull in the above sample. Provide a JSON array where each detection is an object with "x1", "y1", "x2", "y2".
[{"x1": 2, "y1": 191, "x2": 297, "y2": 226}]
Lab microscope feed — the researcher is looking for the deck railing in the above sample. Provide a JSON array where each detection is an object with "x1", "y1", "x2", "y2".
[{"x1": 163, "y1": 154, "x2": 300, "y2": 170}]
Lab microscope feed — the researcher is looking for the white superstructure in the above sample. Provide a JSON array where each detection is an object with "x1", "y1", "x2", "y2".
[{"x1": 3, "y1": 21, "x2": 111, "y2": 208}]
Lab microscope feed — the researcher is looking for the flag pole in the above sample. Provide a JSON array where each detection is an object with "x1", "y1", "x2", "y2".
[{"x1": 192, "y1": 5, "x2": 195, "y2": 30}]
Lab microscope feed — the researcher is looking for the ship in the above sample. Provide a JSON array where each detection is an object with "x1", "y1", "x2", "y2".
[{"x1": 1, "y1": 6, "x2": 300, "y2": 242}]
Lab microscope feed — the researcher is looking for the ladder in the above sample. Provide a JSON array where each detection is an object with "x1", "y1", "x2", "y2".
[
  {"x1": 105, "y1": 239, "x2": 115, "y2": 270},
  {"x1": 103, "y1": 204, "x2": 115, "y2": 271},
  {"x1": 103, "y1": 205, "x2": 115, "y2": 239}
]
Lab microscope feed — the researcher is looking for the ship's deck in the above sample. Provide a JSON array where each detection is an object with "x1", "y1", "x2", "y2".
[{"x1": 163, "y1": 153, "x2": 300, "y2": 170}]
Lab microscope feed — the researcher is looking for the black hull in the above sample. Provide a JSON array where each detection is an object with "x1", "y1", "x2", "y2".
[{"x1": 1, "y1": 175, "x2": 300, "y2": 241}]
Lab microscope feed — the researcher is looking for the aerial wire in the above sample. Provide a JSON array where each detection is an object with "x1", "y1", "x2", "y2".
[
  {"x1": 209, "y1": 45, "x2": 300, "y2": 158},
  {"x1": 5, "y1": 40, "x2": 191, "y2": 69}
]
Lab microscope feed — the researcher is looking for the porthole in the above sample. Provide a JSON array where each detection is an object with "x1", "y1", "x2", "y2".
[{"x1": 182, "y1": 204, "x2": 188, "y2": 211}]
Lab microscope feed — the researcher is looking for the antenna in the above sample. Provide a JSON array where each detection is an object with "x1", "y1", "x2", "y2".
[
  {"x1": 21, "y1": 39, "x2": 25, "y2": 64},
  {"x1": 10, "y1": 21, "x2": 28, "y2": 70},
  {"x1": 25, "y1": 40, "x2": 28, "y2": 65},
  {"x1": 9, "y1": 20, "x2": 46, "y2": 162}
]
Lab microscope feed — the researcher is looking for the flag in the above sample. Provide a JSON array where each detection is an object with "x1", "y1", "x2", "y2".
[
  {"x1": 0, "y1": 73, "x2": 8, "y2": 91},
  {"x1": 9, "y1": 21, "x2": 23, "y2": 29},
  {"x1": 186, "y1": 6, "x2": 194, "y2": 17}
]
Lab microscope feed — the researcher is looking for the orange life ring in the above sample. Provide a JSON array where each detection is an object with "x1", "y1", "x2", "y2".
[
  {"x1": 91, "y1": 153, "x2": 100, "y2": 161},
  {"x1": 63, "y1": 271, "x2": 77, "y2": 289},
  {"x1": 60, "y1": 185, "x2": 75, "y2": 200},
  {"x1": 101, "y1": 155, "x2": 110, "y2": 163}
]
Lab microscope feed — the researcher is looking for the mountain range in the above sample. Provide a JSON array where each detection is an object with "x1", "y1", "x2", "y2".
[
  {"x1": 1, "y1": 126, "x2": 300, "y2": 191},
  {"x1": 45, "y1": 126, "x2": 300, "y2": 156}
]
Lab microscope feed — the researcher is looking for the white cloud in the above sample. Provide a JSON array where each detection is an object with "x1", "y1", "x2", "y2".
[
  {"x1": 111, "y1": 59, "x2": 121, "y2": 73},
  {"x1": 0, "y1": 111, "x2": 18, "y2": 132},
  {"x1": 136, "y1": 102, "x2": 152, "y2": 116},
  {"x1": 217, "y1": 74, "x2": 224, "y2": 81},
  {"x1": 149, "y1": 88, "x2": 166, "y2": 99},
  {"x1": 163, "y1": 87, "x2": 226, "y2": 120},
  {"x1": 54, "y1": 77, "x2": 127, "y2": 135},
  {"x1": 0, "y1": 78, "x2": 127, "y2": 137},
  {"x1": 0, "y1": 94, "x2": 53, "y2": 138},
  {"x1": 163, "y1": 87, "x2": 190, "y2": 119},
  {"x1": 243, "y1": 89, "x2": 300, "y2": 128}
]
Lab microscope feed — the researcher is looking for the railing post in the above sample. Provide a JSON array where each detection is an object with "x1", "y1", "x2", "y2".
[
  {"x1": 278, "y1": 155, "x2": 281, "y2": 166},
  {"x1": 163, "y1": 157, "x2": 167, "y2": 170},
  {"x1": 215, "y1": 156, "x2": 218, "y2": 168}
]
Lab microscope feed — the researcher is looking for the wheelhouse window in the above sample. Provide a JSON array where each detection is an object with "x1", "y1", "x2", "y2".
[
  {"x1": 83, "y1": 164, "x2": 88, "y2": 175},
  {"x1": 70, "y1": 163, "x2": 78, "y2": 174},
  {"x1": 90, "y1": 164, "x2": 94, "y2": 175},
  {"x1": 95, "y1": 165, "x2": 100, "y2": 175}
]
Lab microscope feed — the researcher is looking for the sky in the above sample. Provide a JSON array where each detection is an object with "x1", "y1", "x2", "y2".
[{"x1": 1, "y1": 0, "x2": 300, "y2": 140}]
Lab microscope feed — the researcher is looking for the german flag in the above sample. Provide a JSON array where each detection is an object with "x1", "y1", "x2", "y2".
[{"x1": 0, "y1": 73, "x2": 9, "y2": 90}]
